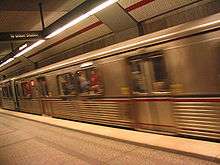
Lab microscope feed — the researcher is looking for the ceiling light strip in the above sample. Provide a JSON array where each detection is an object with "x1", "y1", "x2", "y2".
[
  {"x1": 14, "y1": 40, "x2": 45, "y2": 58},
  {"x1": 0, "y1": 39, "x2": 45, "y2": 68},
  {"x1": 19, "y1": 43, "x2": 28, "y2": 51},
  {"x1": 0, "y1": 58, "x2": 15, "y2": 67},
  {"x1": 46, "y1": 0, "x2": 118, "y2": 39}
]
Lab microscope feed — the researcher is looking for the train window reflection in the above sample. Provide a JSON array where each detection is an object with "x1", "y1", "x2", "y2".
[
  {"x1": 15, "y1": 84, "x2": 20, "y2": 98},
  {"x1": 129, "y1": 52, "x2": 169, "y2": 94},
  {"x1": 8, "y1": 85, "x2": 13, "y2": 98},
  {"x1": 37, "y1": 77, "x2": 49, "y2": 97},
  {"x1": 76, "y1": 68, "x2": 103, "y2": 96},
  {"x1": 2, "y1": 87, "x2": 9, "y2": 97},
  {"x1": 150, "y1": 56, "x2": 169, "y2": 92},
  {"x1": 57, "y1": 73, "x2": 76, "y2": 96},
  {"x1": 0, "y1": 87, "x2": 2, "y2": 98},
  {"x1": 130, "y1": 61, "x2": 148, "y2": 94},
  {"x1": 21, "y1": 82, "x2": 32, "y2": 97}
]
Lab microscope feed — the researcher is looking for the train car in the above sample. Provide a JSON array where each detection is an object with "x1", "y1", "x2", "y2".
[{"x1": 1, "y1": 13, "x2": 220, "y2": 141}]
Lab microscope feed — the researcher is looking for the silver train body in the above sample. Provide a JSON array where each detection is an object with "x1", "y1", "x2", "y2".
[{"x1": 1, "y1": 13, "x2": 220, "y2": 141}]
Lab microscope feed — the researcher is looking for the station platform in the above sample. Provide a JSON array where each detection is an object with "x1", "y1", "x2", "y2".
[{"x1": 0, "y1": 109, "x2": 219, "y2": 164}]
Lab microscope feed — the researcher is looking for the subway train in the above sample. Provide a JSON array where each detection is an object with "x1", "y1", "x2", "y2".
[{"x1": 1, "y1": 13, "x2": 220, "y2": 141}]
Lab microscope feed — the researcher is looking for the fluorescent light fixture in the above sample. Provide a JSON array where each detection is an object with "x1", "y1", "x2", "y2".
[
  {"x1": 14, "y1": 39, "x2": 45, "y2": 58},
  {"x1": 19, "y1": 43, "x2": 27, "y2": 51},
  {"x1": 0, "y1": 58, "x2": 14, "y2": 67},
  {"x1": 80, "y1": 61, "x2": 94, "y2": 68},
  {"x1": 88, "y1": 0, "x2": 118, "y2": 15},
  {"x1": 46, "y1": 0, "x2": 118, "y2": 39},
  {"x1": 0, "y1": 39, "x2": 45, "y2": 68},
  {"x1": 46, "y1": 14, "x2": 90, "y2": 39}
]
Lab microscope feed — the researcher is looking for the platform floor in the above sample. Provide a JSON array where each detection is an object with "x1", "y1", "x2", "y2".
[{"x1": 0, "y1": 112, "x2": 219, "y2": 165}]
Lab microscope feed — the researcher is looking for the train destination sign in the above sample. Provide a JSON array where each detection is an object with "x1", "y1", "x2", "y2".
[{"x1": 0, "y1": 31, "x2": 42, "y2": 41}]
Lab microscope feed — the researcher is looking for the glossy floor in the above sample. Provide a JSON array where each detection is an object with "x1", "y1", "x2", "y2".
[{"x1": 0, "y1": 113, "x2": 219, "y2": 165}]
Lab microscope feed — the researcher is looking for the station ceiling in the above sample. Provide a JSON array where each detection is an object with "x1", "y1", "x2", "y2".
[
  {"x1": 0, "y1": 0, "x2": 216, "y2": 77},
  {"x1": 0, "y1": 0, "x2": 85, "y2": 59}
]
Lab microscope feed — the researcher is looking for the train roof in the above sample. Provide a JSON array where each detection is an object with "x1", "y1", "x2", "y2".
[{"x1": 1, "y1": 13, "x2": 220, "y2": 83}]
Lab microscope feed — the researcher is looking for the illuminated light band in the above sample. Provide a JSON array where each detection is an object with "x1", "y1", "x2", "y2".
[
  {"x1": 46, "y1": 0, "x2": 119, "y2": 39},
  {"x1": 0, "y1": 58, "x2": 15, "y2": 67},
  {"x1": 14, "y1": 40, "x2": 45, "y2": 58},
  {"x1": 19, "y1": 43, "x2": 28, "y2": 51},
  {"x1": 80, "y1": 61, "x2": 94, "y2": 68},
  {"x1": 0, "y1": 40, "x2": 45, "y2": 67}
]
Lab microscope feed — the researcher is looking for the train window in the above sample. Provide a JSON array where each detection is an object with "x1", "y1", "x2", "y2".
[
  {"x1": 37, "y1": 77, "x2": 49, "y2": 97},
  {"x1": 0, "y1": 87, "x2": 1, "y2": 97},
  {"x1": 21, "y1": 82, "x2": 32, "y2": 97},
  {"x1": 129, "y1": 51, "x2": 169, "y2": 94},
  {"x1": 76, "y1": 68, "x2": 103, "y2": 96},
  {"x1": 2, "y1": 87, "x2": 9, "y2": 97},
  {"x1": 57, "y1": 73, "x2": 77, "y2": 96},
  {"x1": 130, "y1": 61, "x2": 149, "y2": 94},
  {"x1": 15, "y1": 84, "x2": 20, "y2": 97},
  {"x1": 149, "y1": 56, "x2": 169, "y2": 92},
  {"x1": 8, "y1": 85, "x2": 13, "y2": 98}
]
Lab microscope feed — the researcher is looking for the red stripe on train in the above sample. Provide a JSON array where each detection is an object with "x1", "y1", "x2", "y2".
[
  {"x1": 138, "y1": 98, "x2": 220, "y2": 102},
  {"x1": 172, "y1": 98, "x2": 220, "y2": 102},
  {"x1": 89, "y1": 98, "x2": 220, "y2": 102},
  {"x1": 133, "y1": 98, "x2": 171, "y2": 102}
]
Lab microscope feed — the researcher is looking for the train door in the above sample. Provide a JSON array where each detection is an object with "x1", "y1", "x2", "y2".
[
  {"x1": 13, "y1": 81, "x2": 20, "y2": 111},
  {"x1": 36, "y1": 76, "x2": 51, "y2": 116},
  {"x1": 8, "y1": 81, "x2": 17, "y2": 110},
  {"x1": 130, "y1": 60, "x2": 150, "y2": 94},
  {"x1": 142, "y1": 61, "x2": 153, "y2": 92},
  {"x1": 130, "y1": 59, "x2": 159, "y2": 130},
  {"x1": 129, "y1": 51, "x2": 174, "y2": 133},
  {"x1": 0, "y1": 85, "x2": 2, "y2": 108}
]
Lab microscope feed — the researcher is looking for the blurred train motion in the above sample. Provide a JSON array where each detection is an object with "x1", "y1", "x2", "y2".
[{"x1": 1, "y1": 13, "x2": 220, "y2": 141}]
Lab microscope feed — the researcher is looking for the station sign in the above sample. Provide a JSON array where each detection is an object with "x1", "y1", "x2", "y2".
[{"x1": 0, "y1": 31, "x2": 42, "y2": 41}]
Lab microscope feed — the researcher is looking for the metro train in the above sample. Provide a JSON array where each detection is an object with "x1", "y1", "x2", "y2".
[{"x1": 1, "y1": 13, "x2": 220, "y2": 141}]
